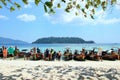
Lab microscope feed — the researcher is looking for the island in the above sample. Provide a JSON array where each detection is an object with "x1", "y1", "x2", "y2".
[
  {"x1": 0, "y1": 37, "x2": 28, "y2": 45},
  {"x1": 32, "y1": 37, "x2": 95, "y2": 44}
]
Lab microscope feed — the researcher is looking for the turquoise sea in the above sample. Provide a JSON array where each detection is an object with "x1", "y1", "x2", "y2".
[{"x1": 1, "y1": 43, "x2": 120, "y2": 53}]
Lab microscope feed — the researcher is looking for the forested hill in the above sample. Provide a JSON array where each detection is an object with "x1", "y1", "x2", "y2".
[
  {"x1": 0, "y1": 37, "x2": 28, "y2": 45},
  {"x1": 32, "y1": 37, "x2": 95, "y2": 44}
]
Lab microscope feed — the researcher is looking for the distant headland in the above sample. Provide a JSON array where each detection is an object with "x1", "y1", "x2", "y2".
[
  {"x1": 0, "y1": 37, "x2": 28, "y2": 45},
  {"x1": 32, "y1": 37, "x2": 95, "y2": 44}
]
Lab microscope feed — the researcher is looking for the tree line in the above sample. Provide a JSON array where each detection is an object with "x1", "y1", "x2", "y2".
[{"x1": 32, "y1": 37, "x2": 95, "y2": 44}]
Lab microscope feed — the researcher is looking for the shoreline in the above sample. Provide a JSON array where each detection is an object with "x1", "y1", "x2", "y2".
[{"x1": 0, "y1": 60, "x2": 120, "y2": 68}]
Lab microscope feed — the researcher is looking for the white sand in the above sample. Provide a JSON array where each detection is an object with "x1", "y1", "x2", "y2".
[{"x1": 0, "y1": 60, "x2": 120, "y2": 80}]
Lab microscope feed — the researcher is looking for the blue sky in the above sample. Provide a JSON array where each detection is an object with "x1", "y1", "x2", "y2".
[{"x1": 0, "y1": 0, "x2": 120, "y2": 43}]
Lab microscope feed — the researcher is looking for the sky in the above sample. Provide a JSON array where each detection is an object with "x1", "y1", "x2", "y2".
[{"x1": 0, "y1": 0, "x2": 120, "y2": 43}]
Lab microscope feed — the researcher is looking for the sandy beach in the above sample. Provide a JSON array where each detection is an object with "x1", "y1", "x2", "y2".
[{"x1": 0, "y1": 60, "x2": 120, "y2": 80}]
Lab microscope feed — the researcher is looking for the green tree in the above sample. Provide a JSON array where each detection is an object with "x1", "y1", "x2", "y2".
[{"x1": 0, "y1": 0, "x2": 117, "y2": 19}]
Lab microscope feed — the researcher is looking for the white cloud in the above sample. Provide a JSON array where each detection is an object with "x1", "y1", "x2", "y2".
[
  {"x1": 24, "y1": 0, "x2": 34, "y2": 8},
  {"x1": 96, "y1": 18, "x2": 120, "y2": 24},
  {"x1": 92, "y1": 9, "x2": 120, "y2": 24},
  {"x1": 44, "y1": 8, "x2": 120, "y2": 25},
  {"x1": 44, "y1": 0, "x2": 120, "y2": 25},
  {"x1": 28, "y1": 0, "x2": 34, "y2": 3},
  {"x1": 17, "y1": 14, "x2": 36, "y2": 22},
  {"x1": 0, "y1": 15, "x2": 8, "y2": 20},
  {"x1": 116, "y1": 0, "x2": 120, "y2": 10},
  {"x1": 116, "y1": 5, "x2": 120, "y2": 10},
  {"x1": 62, "y1": 13, "x2": 77, "y2": 23},
  {"x1": 24, "y1": 4, "x2": 32, "y2": 8}
]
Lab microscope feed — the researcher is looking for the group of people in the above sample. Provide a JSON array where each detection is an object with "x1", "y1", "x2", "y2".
[
  {"x1": 23, "y1": 47, "x2": 62, "y2": 61},
  {"x1": 1, "y1": 46, "x2": 19, "y2": 60},
  {"x1": 0, "y1": 46, "x2": 120, "y2": 61},
  {"x1": 0, "y1": 46, "x2": 62, "y2": 61},
  {"x1": 43, "y1": 48, "x2": 61, "y2": 61},
  {"x1": 64, "y1": 48, "x2": 120, "y2": 61}
]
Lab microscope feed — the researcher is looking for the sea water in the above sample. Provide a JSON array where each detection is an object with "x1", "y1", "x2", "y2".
[{"x1": 0, "y1": 43, "x2": 120, "y2": 53}]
